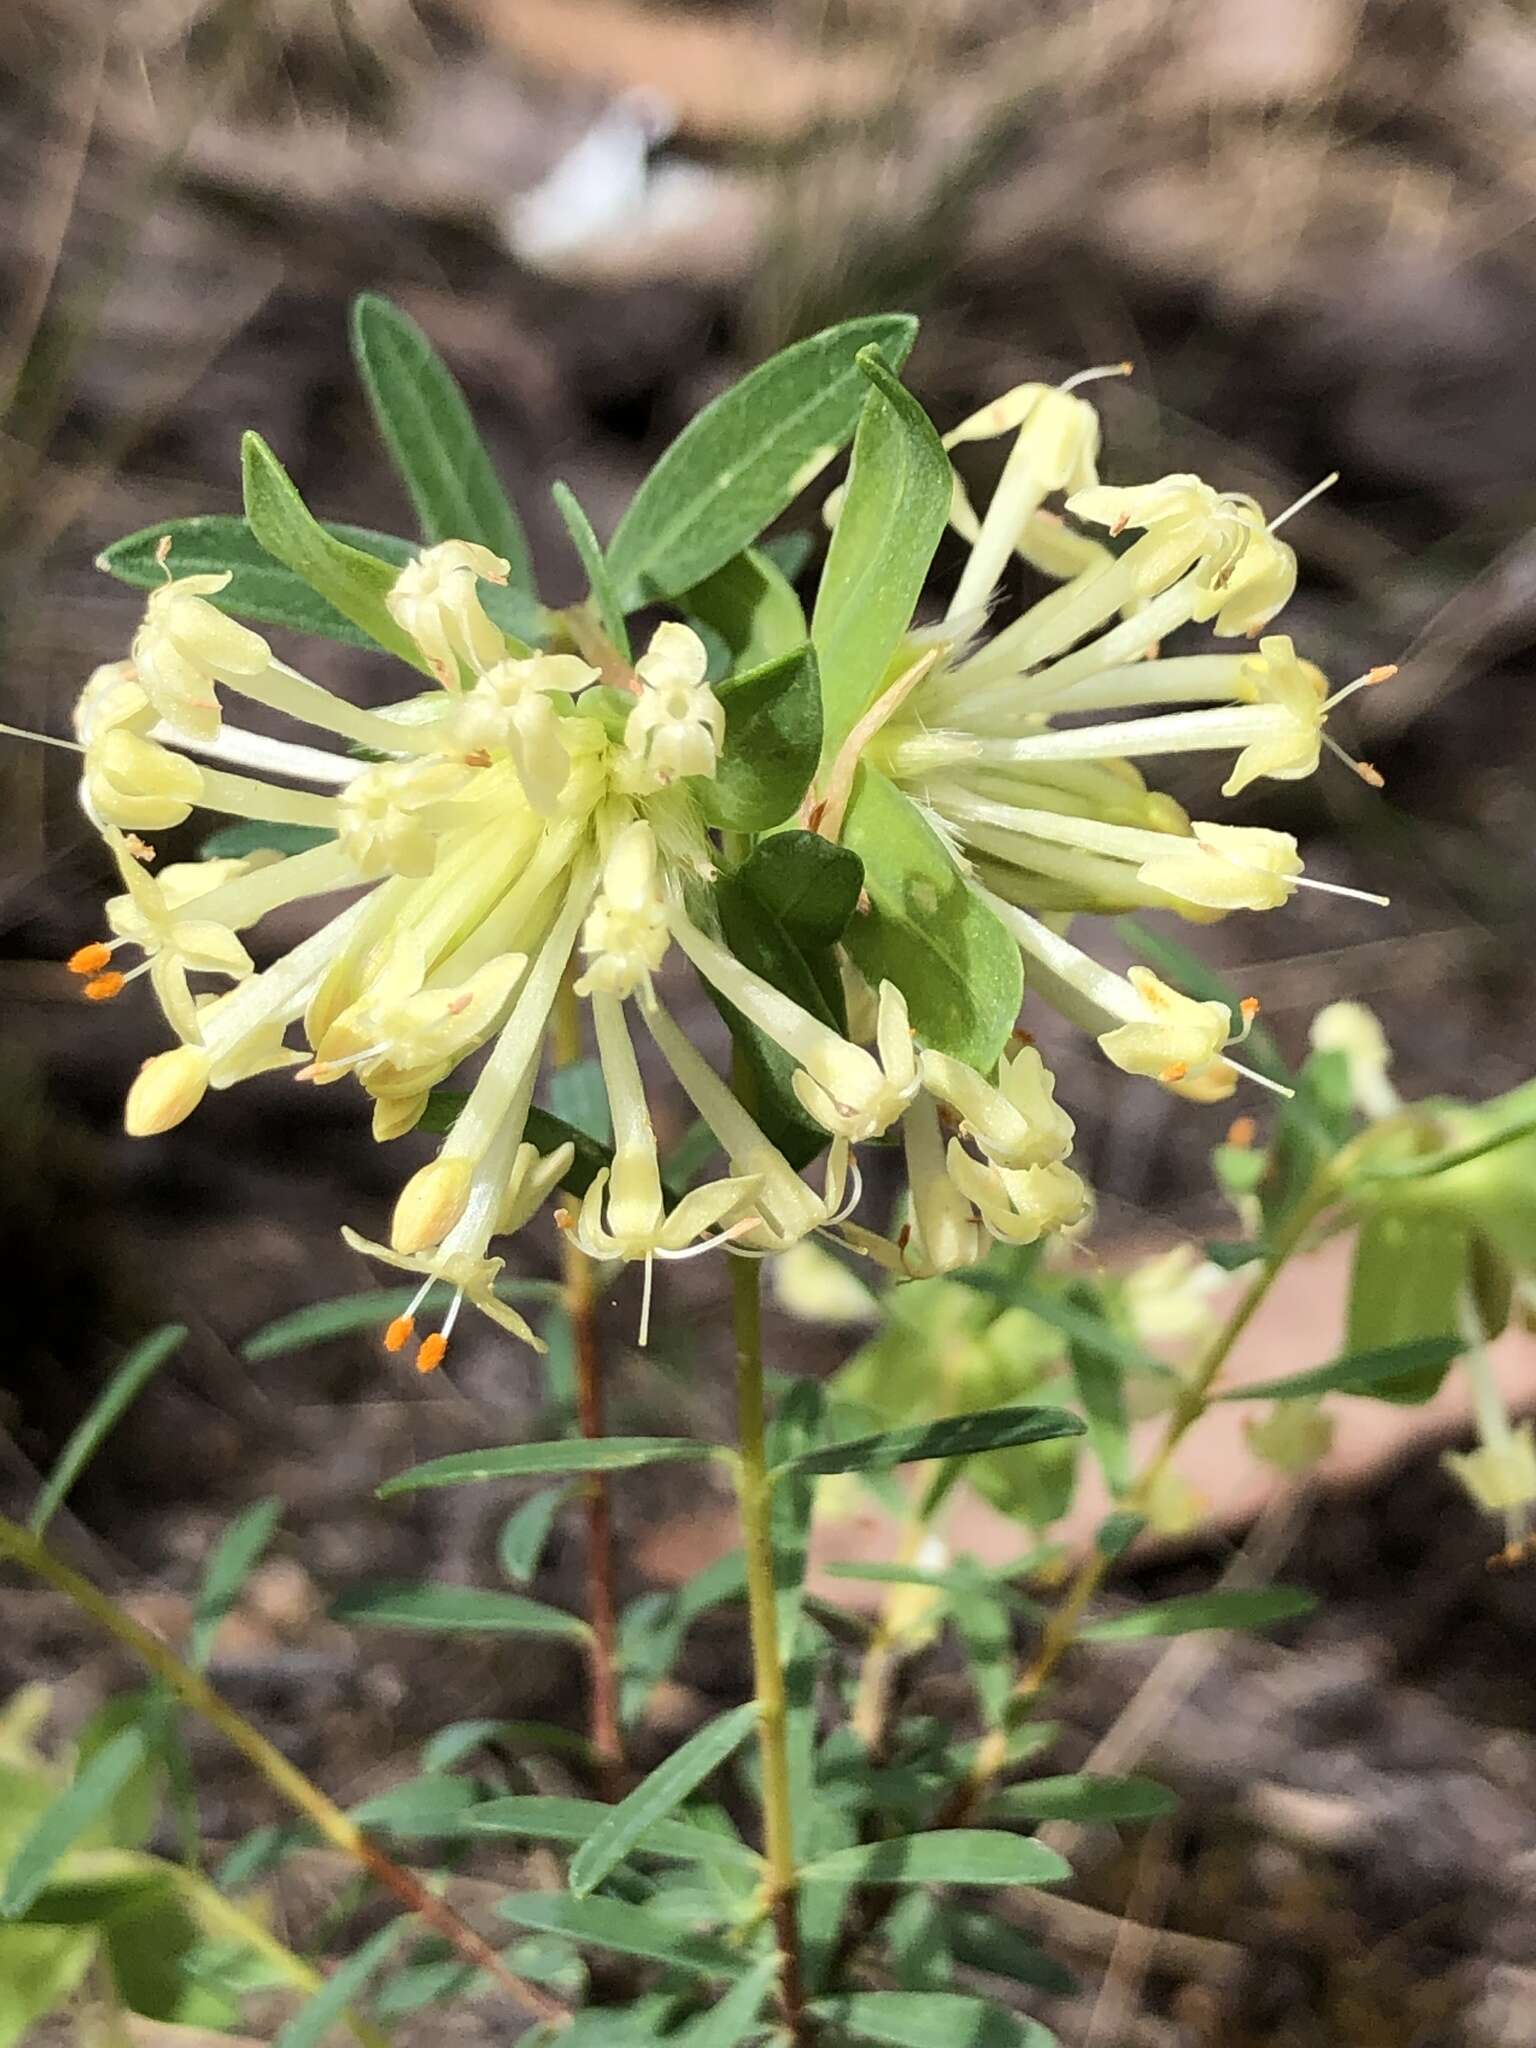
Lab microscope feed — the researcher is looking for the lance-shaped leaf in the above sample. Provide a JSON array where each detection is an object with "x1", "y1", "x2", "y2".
[
  {"x1": 552, "y1": 480, "x2": 631, "y2": 660},
  {"x1": 698, "y1": 645, "x2": 822, "y2": 832},
  {"x1": 30, "y1": 1324, "x2": 186, "y2": 1537},
  {"x1": 468, "y1": 1795, "x2": 760, "y2": 1871},
  {"x1": 988, "y1": 1774, "x2": 1177, "y2": 1823},
  {"x1": 1082, "y1": 1586, "x2": 1316, "y2": 1642},
  {"x1": 841, "y1": 767, "x2": 1023, "y2": 1073},
  {"x1": 567, "y1": 1703, "x2": 763, "y2": 1896},
  {"x1": 379, "y1": 1437, "x2": 719, "y2": 1498},
  {"x1": 774, "y1": 1403, "x2": 1084, "y2": 1479},
  {"x1": 812, "y1": 347, "x2": 950, "y2": 765},
  {"x1": 350, "y1": 293, "x2": 536, "y2": 604},
  {"x1": 98, "y1": 514, "x2": 416, "y2": 648},
  {"x1": 809, "y1": 1992, "x2": 1057, "y2": 2048},
  {"x1": 329, "y1": 1582, "x2": 590, "y2": 1640},
  {"x1": 1214, "y1": 1334, "x2": 1464, "y2": 1405},
  {"x1": 1, "y1": 1730, "x2": 149, "y2": 1917},
  {"x1": 494, "y1": 1893, "x2": 745, "y2": 1979},
  {"x1": 241, "y1": 433, "x2": 431, "y2": 670},
  {"x1": 608, "y1": 313, "x2": 917, "y2": 606},
  {"x1": 799, "y1": 1831, "x2": 1068, "y2": 1888},
  {"x1": 189, "y1": 1496, "x2": 283, "y2": 1669},
  {"x1": 498, "y1": 1488, "x2": 573, "y2": 1585}
]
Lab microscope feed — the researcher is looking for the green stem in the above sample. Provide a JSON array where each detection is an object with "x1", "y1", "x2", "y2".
[
  {"x1": 0, "y1": 1514, "x2": 565, "y2": 2027},
  {"x1": 960, "y1": 1174, "x2": 1337, "y2": 1804},
  {"x1": 730, "y1": 1253, "x2": 808, "y2": 2041}
]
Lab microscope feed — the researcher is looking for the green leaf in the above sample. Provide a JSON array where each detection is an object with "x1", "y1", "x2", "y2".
[
  {"x1": 241, "y1": 431, "x2": 432, "y2": 671},
  {"x1": 548, "y1": 1056, "x2": 614, "y2": 1150},
  {"x1": 30, "y1": 1325, "x2": 186, "y2": 1537},
  {"x1": 1, "y1": 1731, "x2": 148, "y2": 1917},
  {"x1": 608, "y1": 314, "x2": 917, "y2": 605},
  {"x1": 776, "y1": 1403, "x2": 1084, "y2": 1478},
  {"x1": 941, "y1": 1908, "x2": 1078, "y2": 1995},
  {"x1": 569, "y1": 1703, "x2": 761, "y2": 1897},
  {"x1": 1082, "y1": 1587, "x2": 1316, "y2": 1643},
  {"x1": 494, "y1": 1893, "x2": 744, "y2": 1978},
  {"x1": 97, "y1": 513, "x2": 418, "y2": 649},
  {"x1": 841, "y1": 768, "x2": 1023, "y2": 1071},
  {"x1": 273, "y1": 1918, "x2": 408, "y2": 2048},
  {"x1": 699, "y1": 645, "x2": 822, "y2": 832},
  {"x1": 955, "y1": 1272, "x2": 1169, "y2": 1385},
  {"x1": 810, "y1": 1991, "x2": 1056, "y2": 2048},
  {"x1": 199, "y1": 820, "x2": 334, "y2": 860},
  {"x1": 1259, "y1": 1049, "x2": 1357, "y2": 1234},
  {"x1": 329, "y1": 1583, "x2": 590, "y2": 1640},
  {"x1": 0, "y1": 1922, "x2": 95, "y2": 2045},
  {"x1": 1358, "y1": 1109, "x2": 1536, "y2": 1186},
  {"x1": 1345, "y1": 1212, "x2": 1467, "y2": 1403},
  {"x1": 552, "y1": 481, "x2": 631, "y2": 660},
  {"x1": 349, "y1": 1776, "x2": 483, "y2": 1838},
  {"x1": 241, "y1": 1281, "x2": 558, "y2": 1361},
  {"x1": 380, "y1": 1437, "x2": 717, "y2": 1498},
  {"x1": 737, "y1": 832, "x2": 863, "y2": 949},
  {"x1": 498, "y1": 1488, "x2": 572, "y2": 1586},
  {"x1": 469, "y1": 1795, "x2": 759, "y2": 1872},
  {"x1": 350, "y1": 293, "x2": 535, "y2": 599},
  {"x1": 709, "y1": 857, "x2": 845, "y2": 1167},
  {"x1": 1214, "y1": 1335, "x2": 1465, "y2": 1405},
  {"x1": 189, "y1": 1497, "x2": 283, "y2": 1669},
  {"x1": 684, "y1": 549, "x2": 807, "y2": 673},
  {"x1": 812, "y1": 346, "x2": 951, "y2": 763},
  {"x1": 988, "y1": 1774, "x2": 1177, "y2": 1823},
  {"x1": 681, "y1": 1953, "x2": 778, "y2": 2048},
  {"x1": 1066, "y1": 1292, "x2": 1132, "y2": 1496}
]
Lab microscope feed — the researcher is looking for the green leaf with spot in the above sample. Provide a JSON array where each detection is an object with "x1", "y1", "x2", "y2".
[
  {"x1": 988, "y1": 1774, "x2": 1177, "y2": 1823},
  {"x1": 840, "y1": 768, "x2": 1022, "y2": 1071},
  {"x1": 608, "y1": 314, "x2": 917, "y2": 606},
  {"x1": 799, "y1": 1831, "x2": 1068, "y2": 1888},
  {"x1": 812, "y1": 347, "x2": 950, "y2": 764}
]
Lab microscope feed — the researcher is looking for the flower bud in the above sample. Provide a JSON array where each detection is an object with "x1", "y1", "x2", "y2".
[
  {"x1": 391, "y1": 1158, "x2": 473, "y2": 1255},
  {"x1": 124, "y1": 1046, "x2": 211, "y2": 1135}
]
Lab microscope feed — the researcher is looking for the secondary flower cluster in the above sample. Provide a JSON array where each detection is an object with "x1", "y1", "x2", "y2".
[{"x1": 55, "y1": 360, "x2": 1390, "y2": 1365}]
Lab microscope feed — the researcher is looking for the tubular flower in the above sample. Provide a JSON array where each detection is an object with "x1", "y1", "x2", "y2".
[
  {"x1": 826, "y1": 368, "x2": 1395, "y2": 1106},
  {"x1": 383, "y1": 540, "x2": 511, "y2": 687},
  {"x1": 622, "y1": 622, "x2": 727, "y2": 789},
  {"x1": 131, "y1": 569, "x2": 272, "y2": 742}
]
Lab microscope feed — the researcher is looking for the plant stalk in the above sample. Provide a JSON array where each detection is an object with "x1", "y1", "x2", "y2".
[
  {"x1": 0, "y1": 1514, "x2": 565, "y2": 2026},
  {"x1": 730, "y1": 1251, "x2": 809, "y2": 2041},
  {"x1": 554, "y1": 977, "x2": 625, "y2": 1794}
]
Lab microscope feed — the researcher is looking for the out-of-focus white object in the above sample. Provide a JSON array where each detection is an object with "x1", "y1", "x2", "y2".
[{"x1": 503, "y1": 89, "x2": 755, "y2": 284}]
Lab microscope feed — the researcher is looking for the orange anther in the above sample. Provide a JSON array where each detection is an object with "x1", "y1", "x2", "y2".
[
  {"x1": 83, "y1": 972, "x2": 125, "y2": 1002},
  {"x1": 383, "y1": 1315, "x2": 414, "y2": 1354},
  {"x1": 1240, "y1": 996, "x2": 1261, "y2": 1020},
  {"x1": 416, "y1": 1332, "x2": 448, "y2": 1374},
  {"x1": 123, "y1": 834, "x2": 155, "y2": 862},
  {"x1": 1227, "y1": 1115, "x2": 1257, "y2": 1148},
  {"x1": 1364, "y1": 664, "x2": 1398, "y2": 687},
  {"x1": 1159, "y1": 1061, "x2": 1189, "y2": 1084},
  {"x1": 68, "y1": 942, "x2": 112, "y2": 975},
  {"x1": 1354, "y1": 760, "x2": 1385, "y2": 788}
]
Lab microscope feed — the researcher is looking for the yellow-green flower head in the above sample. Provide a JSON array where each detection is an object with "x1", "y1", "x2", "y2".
[
  {"x1": 446, "y1": 652, "x2": 598, "y2": 813},
  {"x1": 1067, "y1": 473, "x2": 1253, "y2": 598},
  {"x1": 85, "y1": 726, "x2": 204, "y2": 832},
  {"x1": 130, "y1": 569, "x2": 272, "y2": 742},
  {"x1": 944, "y1": 1146, "x2": 1088, "y2": 1247},
  {"x1": 919, "y1": 1042, "x2": 1074, "y2": 1171},
  {"x1": 1309, "y1": 999, "x2": 1399, "y2": 1120},
  {"x1": 623, "y1": 623, "x2": 726, "y2": 789},
  {"x1": 574, "y1": 817, "x2": 672, "y2": 1001},
  {"x1": 1097, "y1": 967, "x2": 1234, "y2": 1090},
  {"x1": 1245, "y1": 1399, "x2": 1335, "y2": 1475},
  {"x1": 1222, "y1": 634, "x2": 1328, "y2": 793},
  {"x1": 334, "y1": 757, "x2": 476, "y2": 878},
  {"x1": 1193, "y1": 499, "x2": 1297, "y2": 635},
  {"x1": 1445, "y1": 1422, "x2": 1536, "y2": 1517},
  {"x1": 1136, "y1": 822, "x2": 1303, "y2": 911},
  {"x1": 102, "y1": 830, "x2": 258, "y2": 1040},
  {"x1": 385, "y1": 540, "x2": 511, "y2": 687}
]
